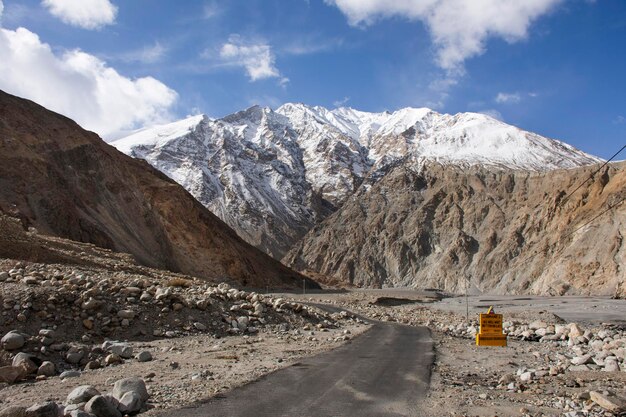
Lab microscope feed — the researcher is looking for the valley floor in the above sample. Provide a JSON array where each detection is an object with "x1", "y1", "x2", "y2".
[
  {"x1": 0, "y1": 323, "x2": 368, "y2": 414},
  {"x1": 286, "y1": 289, "x2": 626, "y2": 417},
  {"x1": 1, "y1": 264, "x2": 625, "y2": 417}
]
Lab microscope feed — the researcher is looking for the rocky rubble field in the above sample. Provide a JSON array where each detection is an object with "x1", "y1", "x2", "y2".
[
  {"x1": 293, "y1": 292, "x2": 626, "y2": 417},
  {"x1": 0, "y1": 259, "x2": 367, "y2": 416}
]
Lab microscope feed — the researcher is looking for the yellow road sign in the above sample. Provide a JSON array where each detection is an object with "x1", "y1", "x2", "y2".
[{"x1": 476, "y1": 306, "x2": 507, "y2": 347}]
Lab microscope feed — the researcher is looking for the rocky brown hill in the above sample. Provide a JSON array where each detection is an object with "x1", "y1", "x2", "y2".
[
  {"x1": 284, "y1": 161, "x2": 626, "y2": 296},
  {"x1": 0, "y1": 90, "x2": 313, "y2": 289}
]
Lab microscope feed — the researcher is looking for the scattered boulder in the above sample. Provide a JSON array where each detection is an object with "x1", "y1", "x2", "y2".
[
  {"x1": 60, "y1": 370, "x2": 81, "y2": 380},
  {"x1": 117, "y1": 310, "x2": 135, "y2": 320},
  {"x1": 111, "y1": 377, "x2": 149, "y2": 403},
  {"x1": 24, "y1": 401, "x2": 58, "y2": 417},
  {"x1": 104, "y1": 342, "x2": 133, "y2": 359},
  {"x1": 13, "y1": 352, "x2": 40, "y2": 376},
  {"x1": 1, "y1": 331, "x2": 25, "y2": 350},
  {"x1": 36, "y1": 361, "x2": 56, "y2": 377},
  {"x1": 118, "y1": 391, "x2": 143, "y2": 414},
  {"x1": 569, "y1": 323, "x2": 584, "y2": 339},
  {"x1": 135, "y1": 351, "x2": 152, "y2": 362},
  {"x1": 66, "y1": 385, "x2": 100, "y2": 405},
  {"x1": 85, "y1": 395, "x2": 121, "y2": 417}
]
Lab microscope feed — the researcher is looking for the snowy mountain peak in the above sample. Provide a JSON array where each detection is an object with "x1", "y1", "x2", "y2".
[
  {"x1": 113, "y1": 114, "x2": 207, "y2": 154},
  {"x1": 112, "y1": 103, "x2": 602, "y2": 258}
]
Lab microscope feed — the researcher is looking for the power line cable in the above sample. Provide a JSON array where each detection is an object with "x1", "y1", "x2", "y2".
[
  {"x1": 561, "y1": 195, "x2": 625, "y2": 241},
  {"x1": 559, "y1": 144, "x2": 626, "y2": 206}
]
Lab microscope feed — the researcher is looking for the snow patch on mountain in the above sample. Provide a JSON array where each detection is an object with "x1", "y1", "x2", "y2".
[{"x1": 114, "y1": 115, "x2": 207, "y2": 154}]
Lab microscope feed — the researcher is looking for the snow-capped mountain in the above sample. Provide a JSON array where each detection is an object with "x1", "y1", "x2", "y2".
[{"x1": 112, "y1": 104, "x2": 601, "y2": 258}]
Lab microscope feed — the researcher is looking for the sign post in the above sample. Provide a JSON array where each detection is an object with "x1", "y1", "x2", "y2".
[{"x1": 476, "y1": 306, "x2": 507, "y2": 347}]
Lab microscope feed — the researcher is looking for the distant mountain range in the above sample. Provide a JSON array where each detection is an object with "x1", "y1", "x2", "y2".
[
  {"x1": 113, "y1": 103, "x2": 601, "y2": 259},
  {"x1": 4, "y1": 89, "x2": 619, "y2": 296}
]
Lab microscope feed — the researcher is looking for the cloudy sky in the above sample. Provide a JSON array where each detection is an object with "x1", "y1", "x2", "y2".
[{"x1": 0, "y1": 0, "x2": 624, "y2": 158}]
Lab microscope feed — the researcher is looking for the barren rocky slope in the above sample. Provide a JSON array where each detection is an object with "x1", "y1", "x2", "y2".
[
  {"x1": 0, "y1": 90, "x2": 310, "y2": 289},
  {"x1": 284, "y1": 161, "x2": 626, "y2": 296}
]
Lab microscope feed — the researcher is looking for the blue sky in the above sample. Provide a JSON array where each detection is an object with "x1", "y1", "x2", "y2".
[{"x1": 0, "y1": 0, "x2": 624, "y2": 159}]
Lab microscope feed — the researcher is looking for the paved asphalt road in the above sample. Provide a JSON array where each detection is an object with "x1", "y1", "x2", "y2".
[{"x1": 159, "y1": 318, "x2": 433, "y2": 417}]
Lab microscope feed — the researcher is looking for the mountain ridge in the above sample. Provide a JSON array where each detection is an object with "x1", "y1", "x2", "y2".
[{"x1": 113, "y1": 103, "x2": 601, "y2": 259}]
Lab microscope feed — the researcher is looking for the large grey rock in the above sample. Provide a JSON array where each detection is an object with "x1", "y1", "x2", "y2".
[
  {"x1": 118, "y1": 391, "x2": 143, "y2": 414},
  {"x1": 37, "y1": 361, "x2": 56, "y2": 377},
  {"x1": 24, "y1": 401, "x2": 58, "y2": 417},
  {"x1": 85, "y1": 395, "x2": 121, "y2": 417},
  {"x1": 105, "y1": 342, "x2": 133, "y2": 359},
  {"x1": 66, "y1": 385, "x2": 101, "y2": 405},
  {"x1": 12, "y1": 352, "x2": 39, "y2": 375},
  {"x1": 66, "y1": 351, "x2": 85, "y2": 364},
  {"x1": 60, "y1": 370, "x2": 81, "y2": 379},
  {"x1": 135, "y1": 351, "x2": 152, "y2": 362},
  {"x1": 111, "y1": 377, "x2": 149, "y2": 402},
  {"x1": 117, "y1": 310, "x2": 135, "y2": 320},
  {"x1": 1, "y1": 331, "x2": 25, "y2": 350}
]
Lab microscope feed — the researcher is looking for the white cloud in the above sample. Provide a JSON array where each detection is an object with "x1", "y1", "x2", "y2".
[
  {"x1": 219, "y1": 35, "x2": 281, "y2": 81},
  {"x1": 478, "y1": 109, "x2": 503, "y2": 121},
  {"x1": 326, "y1": 0, "x2": 562, "y2": 72},
  {"x1": 0, "y1": 27, "x2": 177, "y2": 139},
  {"x1": 203, "y1": 1, "x2": 221, "y2": 19},
  {"x1": 42, "y1": 0, "x2": 117, "y2": 30},
  {"x1": 0, "y1": 1, "x2": 4, "y2": 20},
  {"x1": 495, "y1": 92, "x2": 521, "y2": 104},
  {"x1": 283, "y1": 36, "x2": 345, "y2": 55},
  {"x1": 614, "y1": 115, "x2": 625, "y2": 125},
  {"x1": 333, "y1": 96, "x2": 350, "y2": 107},
  {"x1": 119, "y1": 42, "x2": 167, "y2": 64}
]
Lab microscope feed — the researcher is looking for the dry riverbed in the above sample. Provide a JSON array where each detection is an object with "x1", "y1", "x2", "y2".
[
  {"x1": 290, "y1": 290, "x2": 626, "y2": 417},
  {"x1": 1, "y1": 255, "x2": 625, "y2": 417}
]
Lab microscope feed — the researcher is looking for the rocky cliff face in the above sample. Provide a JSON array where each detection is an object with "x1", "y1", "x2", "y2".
[
  {"x1": 0, "y1": 90, "x2": 312, "y2": 289},
  {"x1": 284, "y1": 161, "x2": 625, "y2": 297},
  {"x1": 113, "y1": 103, "x2": 600, "y2": 259}
]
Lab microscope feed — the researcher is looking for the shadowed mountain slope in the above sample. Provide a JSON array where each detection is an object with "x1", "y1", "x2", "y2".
[{"x1": 0, "y1": 90, "x2": 313, "y2": 289}]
